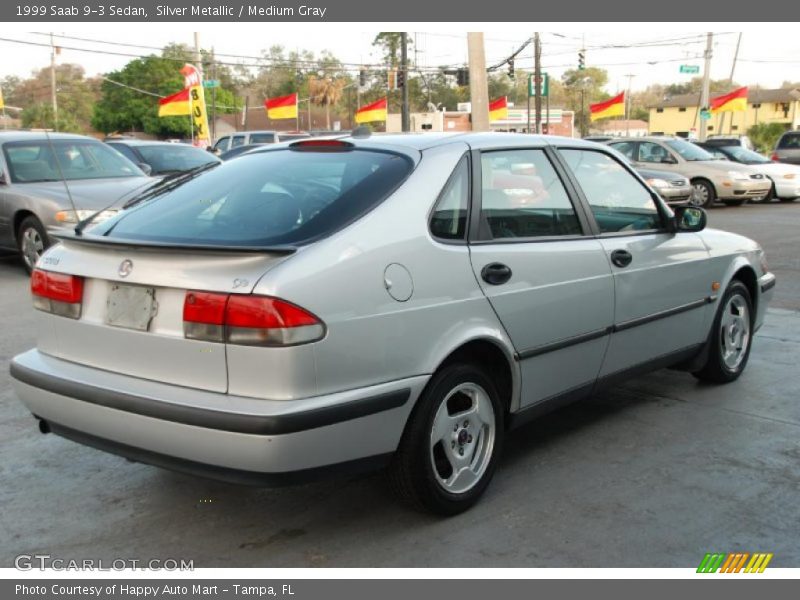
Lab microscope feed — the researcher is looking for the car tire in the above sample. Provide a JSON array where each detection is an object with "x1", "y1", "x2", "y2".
[
  {"x1": 388, "y1": 363, "x2": 504, "y2": 515},
  {"x1": 756, "y1": 183, "x2": 775, "y2": 203},
  {"x1": 722, "y1": 199, "x2": 747, "y2": 207},
  {"x1": 693, "y1": 280, "x2": 754, "y2": 384},
  {"x1": 691, "y1": 179, "x2": 716, "y2": 208},
  {"x1": 17, "y1": 215, "x2": 50, "y2": 275},
  {"x1": 778, "y1": 196, "x2": 796, "y2": 203}
]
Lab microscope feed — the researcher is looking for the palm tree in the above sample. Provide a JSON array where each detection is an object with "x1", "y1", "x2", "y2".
[{"x1": 309, "y1": 75, "x2": 345, "y2": 130}]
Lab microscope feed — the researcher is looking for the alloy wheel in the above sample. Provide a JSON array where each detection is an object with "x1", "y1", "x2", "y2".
[
  {"x1": 429, "y1": 382, "x2": 496, "y2": 494},
  {"x1": 719, "y1": 293, "x2": 751, "y2": 371},
  {"x1": 20, "y1": 226, "x2": 45, "y2": 271}
]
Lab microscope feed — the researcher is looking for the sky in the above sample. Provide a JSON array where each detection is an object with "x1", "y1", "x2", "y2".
[{"x1": 1, "y1": 24, "x2": 799, "y2": 98}]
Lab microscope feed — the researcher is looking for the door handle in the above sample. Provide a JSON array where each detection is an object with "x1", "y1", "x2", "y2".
[
  {"x1": 481, "y1": 262, "x2": 513, "y2": 285},
  {"x1": 610, "y1": 249, "x2": 633, "y2": 268}
]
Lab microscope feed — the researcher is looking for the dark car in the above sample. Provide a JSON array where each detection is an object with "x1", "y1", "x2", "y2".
[
  {"x1": 0, "y1": 132, "x2": 152, "y2": 272},
  {"x1": 218, "y1": 143, "x2": 267, "y2": 161},
  {"x1": 772, "y1": 131, "x2": 800, "y2": 165},
  {"x1": 106, "y1": 139, "x2": 221, "y2": 176}
]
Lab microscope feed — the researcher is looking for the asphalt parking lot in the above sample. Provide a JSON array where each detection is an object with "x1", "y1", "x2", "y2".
[{"x1": 1, "y1": 202, "x2": 799, "y2": 568}]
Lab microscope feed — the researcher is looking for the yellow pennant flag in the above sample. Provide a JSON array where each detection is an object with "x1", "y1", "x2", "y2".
[{"x1": 0, "y1": 87, "x2": 5, "y2": 110}]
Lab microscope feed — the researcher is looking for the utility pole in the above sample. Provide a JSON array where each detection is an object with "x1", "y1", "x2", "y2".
[
  {"x1": 401, "y1": 32, "x2": 410, "y2": 132},
  {"x1": 625, "y1": 74, "x2": 635, "y2": 136},
  {"x1": 717, "y1": 32, "x2": 742, "y2": 135},
  {"x1": 467, "y1": 32, "x2": 490, "y2": 132},
  {"x1": 534, "y1": 32, "x2": 542, "y2": 134},
  {"x1": 49, "y1": 33, "x2": 58, "y2": 131},
  {"x1": 699, "y1": 32, "x2": 713, "y2": 142}
]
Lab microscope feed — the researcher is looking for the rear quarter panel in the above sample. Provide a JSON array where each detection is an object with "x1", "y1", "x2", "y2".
[{"x1": 246, "y1": 142, "x2": 519, "y2": 403}]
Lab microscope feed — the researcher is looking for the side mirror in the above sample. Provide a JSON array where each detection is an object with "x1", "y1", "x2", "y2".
[
  {"x1": 673, "y1": 206, "x2": 707, "y2": 232},
  {"x1": 137, "y1": 162, "x2": 153, "y2": 176},
  {"x1": 661, "y1": 155, "x2": 678, "y2": 164}
]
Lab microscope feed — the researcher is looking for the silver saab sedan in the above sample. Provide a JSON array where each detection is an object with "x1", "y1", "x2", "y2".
[{"x1": 10, "y1": 133, "x2": 776, "y2": 515}]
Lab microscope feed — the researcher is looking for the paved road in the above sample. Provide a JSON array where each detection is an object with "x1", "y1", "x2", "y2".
[{"x1": 1, "y1": 203, "x2": 799, "y2": 568}]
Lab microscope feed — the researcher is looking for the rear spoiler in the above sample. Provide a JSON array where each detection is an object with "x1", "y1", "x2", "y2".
[{"x1": 53, "y1": 231, "x2": 298, "y2": 255}]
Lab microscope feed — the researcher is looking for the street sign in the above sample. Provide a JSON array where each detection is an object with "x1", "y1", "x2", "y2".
[
  {"x1": 528, "y1": 72, "x2": 549, "y2": 97},
  {"x1": 203, "y1": 79, "x2": 220, "y2": 88},
  {"x1": 680, "y1": 65, "x2": 700, "y2": 74}
]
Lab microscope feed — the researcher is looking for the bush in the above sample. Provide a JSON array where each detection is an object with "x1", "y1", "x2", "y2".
[{"x1": 747, "y1": 122, "x2": 788, "y2": 154}]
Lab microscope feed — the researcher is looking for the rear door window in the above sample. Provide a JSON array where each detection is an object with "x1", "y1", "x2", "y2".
[
  {"x1": 102, "y1": 147, "x2": 415, "y2": 247},
  {"x1": 560, "y1": 149, "x2": 663, "y2": 234},
  {"x1": 430, "y1": 156, "x2": 469, "y2": 241},
  {"x1": 478, "y1": 149, "x2": 582, "y2": 239},
  {"x1": 608, "y1": 141, "x2": 637, "y2": 160},
  {"x1": 231, "y1": 135, "x2": 246, "y2": 148}
]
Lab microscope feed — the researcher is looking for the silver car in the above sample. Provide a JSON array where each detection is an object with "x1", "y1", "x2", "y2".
[
  {"x1": 607, "y1": 136, "x2": 772, "y2": 208},
  {"x1": 0, "y1": 132, "x2": 152, "y2": 272},
  {"x1": 10, "y1": 134, "x2": 775, "y2": 514}
]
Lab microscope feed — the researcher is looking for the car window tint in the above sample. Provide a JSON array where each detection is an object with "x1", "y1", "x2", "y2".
[
  {"x1": 3, "y1": 140, "x2": 143, "y2": 183},
  {"x1": 638, "y1": 142, "x2": 673, "y2": 164},
  {"x1": 778, "y1": 133, "x2": 800, "y2": 149},
  {"x1": 137, "y1": 144, "x2": 218, "y2": 174},
  {"x1": 102, "y1": 149, "x2": 414, "y2": 248},
  {"x1": 249, "y1": 133, "x2": 276, "y2": 144},
  {"x1": 231, "y1": 136, "x2": 246, "y2": 148},
  {"x1": 430, "y1": 156, "x2": 469, "y2": 240},
  {"x1": 561, "y1": 149, "x2": 663, "y2": 234},
  {"x1": 479, "y1": 149, "x2": 581, "y2": 239},
  {"x1": 109, "y1": 143, "x2": 140, "y2": 164},
  {"x1": 609, "y1": 141, "x2": 636, "y2": 160}
]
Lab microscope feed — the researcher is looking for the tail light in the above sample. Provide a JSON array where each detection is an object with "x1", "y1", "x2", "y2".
[
  {"x1": 183, "y1": 292, "x2": 325, "y2": 346},
  {"x1": 771, "y1": 153, "x2": 779, "y2": 162},
  {"x1": 31, "y1": 269, "x2": 84, "y2": 319}
]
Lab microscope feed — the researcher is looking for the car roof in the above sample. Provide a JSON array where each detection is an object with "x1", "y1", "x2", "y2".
[
  {"x1": 0, "y1": 131, "x2": 97, "y2": 143},
  {"x1": 106, "y1": 139, "x2": 200, "y2": 148},
  {"x1": 324, "y1": 132, "x2": 602, "y2": 152}
]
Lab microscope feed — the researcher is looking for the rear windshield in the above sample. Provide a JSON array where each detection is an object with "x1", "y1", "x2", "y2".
[
  {"x1": 777, "y1": 133, "x2": 800, "y2": 149},
  {"x1": 137, "y1": 144, "x2": 219, "y2": 174},
  {"x1": 3, "y1": 140, "x2": 143, "y2": 183},
  {"x1": 102, "y1": 147, "x2": 414, "y2": 247}
]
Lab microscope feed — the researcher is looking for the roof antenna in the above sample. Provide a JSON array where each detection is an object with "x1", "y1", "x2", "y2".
[{"x1": 43, "y1": 129, "x2": 82, "y2": 235}]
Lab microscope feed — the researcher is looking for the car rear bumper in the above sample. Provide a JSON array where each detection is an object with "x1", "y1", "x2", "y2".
[{"x1": 10, "y1": 349, "x2": 426, "y2": 483}]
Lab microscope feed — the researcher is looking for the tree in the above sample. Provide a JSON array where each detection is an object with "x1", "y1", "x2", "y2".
[
  {"x1": 561, "y1": 67, "x2": 609, "y2": 135},
  {"x1": 309, "y1": 76, "x2": 346, "y2": 129},
  {"x1": 6, "y1": 64, "x2": 99, "y2": 132},
  {"x1": 92, "y1": 46, "x2": 239, "y2": 138},
  {"x1": 748, "y1": 123, "x2": 786, "y2": 154}
]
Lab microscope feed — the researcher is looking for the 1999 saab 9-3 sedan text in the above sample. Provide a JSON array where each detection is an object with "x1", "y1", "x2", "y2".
[{"x1": 11, "y1": 133, "x2": 775, "y2": 514}]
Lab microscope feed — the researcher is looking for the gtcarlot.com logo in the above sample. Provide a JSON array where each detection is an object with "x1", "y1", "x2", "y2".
[
  {"x1": 697, "y1": 552, "x2": 773, "y2": 573},
  {"x1": 14, "y1": 554, "x2": 194, "y2": 571}
]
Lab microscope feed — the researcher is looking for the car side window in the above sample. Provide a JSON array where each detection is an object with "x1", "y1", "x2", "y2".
[
  {"x1": 110, "y1": 144, "x2": 139, "y2": 164},
  {"x1": 430, "y1": 156, "x2": 469, "y2": 241},
  {"x1": 214, "y1": 137, "x2": 231, "y2": 152},
  {"x1": 638, "y1": 142, "x2": 673, "y2": 164},
  {"x1": 479, "y1": 149, "x2": 582, "y2": 240},
  {"x1": 609, "y1": 141, "x2": 636, "y2": 160},
  {"x1": 231, "y1": 136, "x2": 246, "y2": 148},
  {"x1": 560, "y1": 149, "x2": 663, "y2": 234}
]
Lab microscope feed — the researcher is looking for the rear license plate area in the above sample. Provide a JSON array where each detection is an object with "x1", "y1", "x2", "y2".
[{"x1": 106, "y1": 284, "x2": 158, "y2": 331}]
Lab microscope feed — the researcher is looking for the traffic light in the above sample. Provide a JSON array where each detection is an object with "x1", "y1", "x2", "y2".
[
  {"x1": 359, "y1": 69, "x2": 366, "y2": 87},
  {"x1": 456, "y1": 68, "x2": 469, "y2": 86},
  {"x1": 507, "y1": 59, "x2": 515, "y2": 80},
  {"x1": 397, "y1": 67, "x2": 406, "y2": 89},
  {"x1": 578, "y1": 50, "x2": 585, "y2": 70}
]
